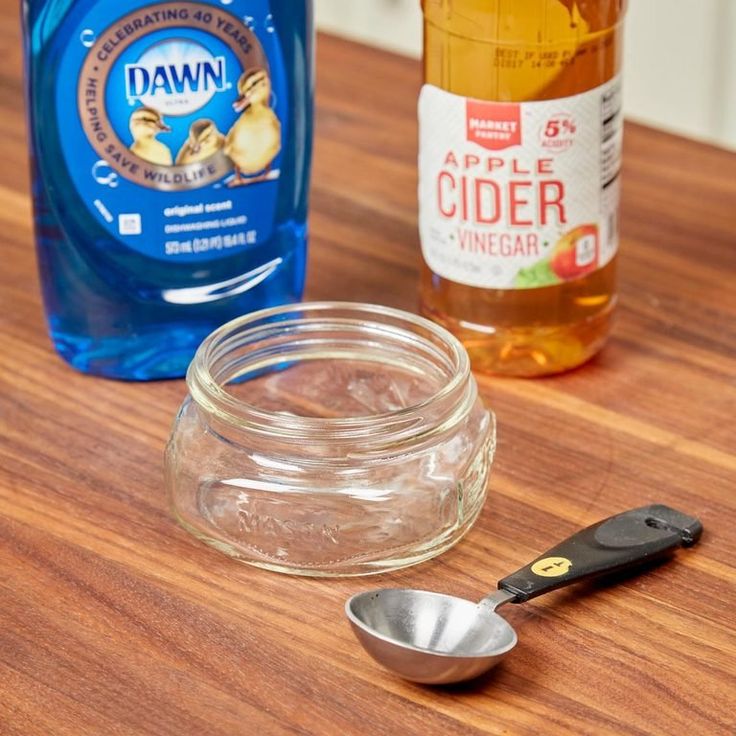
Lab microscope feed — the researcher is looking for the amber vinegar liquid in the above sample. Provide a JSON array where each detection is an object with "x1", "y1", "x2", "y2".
[{"x1": 420, "y1": 0, "x2": 627, "y2": 376}]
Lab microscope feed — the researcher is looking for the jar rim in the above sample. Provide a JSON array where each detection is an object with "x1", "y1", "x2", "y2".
[{"x1": 186, "y1": 302, "x2": 474, "y2": 445}]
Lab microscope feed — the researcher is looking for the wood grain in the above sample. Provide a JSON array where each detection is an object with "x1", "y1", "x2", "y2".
[{"x1": 1, "y1": 9, "x2": 736, "y2": 735}]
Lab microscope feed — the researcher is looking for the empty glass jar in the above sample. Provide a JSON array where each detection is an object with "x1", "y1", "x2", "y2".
[{"x1": 165, "y1": 303, "x2": 496, "y2": 576}]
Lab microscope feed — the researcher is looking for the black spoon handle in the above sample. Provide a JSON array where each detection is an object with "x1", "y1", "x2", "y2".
[{"x1": 498, "y1": 504, "x2": 702, "y2": 603}]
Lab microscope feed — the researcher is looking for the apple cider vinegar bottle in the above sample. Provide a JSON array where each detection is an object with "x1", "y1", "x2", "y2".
[{"x1": 419, "y1": 0, "x2": 627, "y2": 376}]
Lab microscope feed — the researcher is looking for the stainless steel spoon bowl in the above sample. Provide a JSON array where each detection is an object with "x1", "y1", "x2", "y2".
[
  {"x1": 346, "y1": 588, "x2": 518, "y2": 684},
  {"x1": 347, "y1": 505, "x2": 702, "y2": 685}
]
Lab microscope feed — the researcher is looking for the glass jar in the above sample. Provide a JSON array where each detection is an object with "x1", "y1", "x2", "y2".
[{"x1": 165, "y1": 303, "x2": 495, "y2": 576}]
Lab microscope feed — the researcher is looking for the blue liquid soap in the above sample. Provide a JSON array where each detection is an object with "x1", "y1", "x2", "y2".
[{"x1": 22, "y1": 0, "x2": 314, "y2": 379}]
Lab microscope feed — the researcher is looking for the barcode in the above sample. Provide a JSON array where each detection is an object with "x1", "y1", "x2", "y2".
[
  {"x1": 601, "y1": 78, "x2": 623, "y2": 190},
  {"x1": 608, "y1": 212, "x2": 617, "y2": 247}
]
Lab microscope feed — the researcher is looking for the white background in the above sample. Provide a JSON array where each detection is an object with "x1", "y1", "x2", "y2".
[{"x1": 316, "y1": 0, "x2": 736, "y2": 151}]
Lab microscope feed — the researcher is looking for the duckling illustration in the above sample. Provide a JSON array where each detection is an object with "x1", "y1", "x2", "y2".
[
  {"x1": 224, "y1": 68, "x2": 281, "y2": 187},
  {"x1": 175, "y1": 119, "x2": 225, "y2": 165},
  {"x1": 129, "y1": 107, "x2": 173, "y2": 166}
]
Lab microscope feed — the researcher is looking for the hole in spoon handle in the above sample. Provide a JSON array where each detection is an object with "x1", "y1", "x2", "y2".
[{"x1": 498, "y1": 504, "x2": 703, "y2": 603}]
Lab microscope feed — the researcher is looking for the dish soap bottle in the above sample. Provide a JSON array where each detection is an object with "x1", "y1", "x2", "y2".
[
  {"x1": 22, "y1": 0, "x2": 313, "y2": 379},
  {"x1": 419, "y1": 0, "x2": 626, "y2": 376}
]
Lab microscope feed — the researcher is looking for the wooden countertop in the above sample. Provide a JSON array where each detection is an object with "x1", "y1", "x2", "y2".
[{"x1": 1, "y1": 21, "x2": 735, "y2": 736}]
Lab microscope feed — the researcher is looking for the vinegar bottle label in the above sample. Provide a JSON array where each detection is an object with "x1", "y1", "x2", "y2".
[{"x1": 418, "y1": 78, "x2": 623, "y2": 290}]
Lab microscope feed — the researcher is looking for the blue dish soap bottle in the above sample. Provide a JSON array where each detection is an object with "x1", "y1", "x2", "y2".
[{"x1": 22, "y1": 0, "x2": 314, "y2": 379}]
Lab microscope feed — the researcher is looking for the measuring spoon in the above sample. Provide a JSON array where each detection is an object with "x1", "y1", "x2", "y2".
[{"x1": 346, "y1": 504, "x2": 702, "y2": 685}]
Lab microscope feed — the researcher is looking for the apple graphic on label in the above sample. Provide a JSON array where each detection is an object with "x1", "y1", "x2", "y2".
[
  {"x1": 549, "y1": 224, "x2": 600, "y2": 281},
  {"x1": 514, "y1": 224, "x2": 600, "y2": 288}
]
